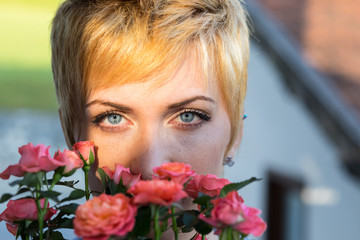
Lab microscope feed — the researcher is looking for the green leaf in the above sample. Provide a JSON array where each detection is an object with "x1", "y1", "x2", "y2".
[
  {"x1": 178, "y1": 210, "x2": 200, "y2": 230},
  {"x1": 193, "y1": 195, "x2": 213, "y2": 208},
  {"x1": 107, "y1": 180, "x2": 116, "y2": 195},
  {"x1": 23, "y1": 220, "x2": 40, "y2": 235},
  {"x1": 9, "y1": 179, "x2": 22, "y2": 187},
  {"x1": 21, "y1": 172, "x2": 40, "y2": 188},
  {"x1": 50, "y1": 172, "x2": 63, "y2": 185},
  {"x1": 45, "y1": 231, "x2": 65, "y2": 240},
  {"x1": 158, "y1": 206, "x2": 170, "y2": 218},
  {"x1": 58, "y1": 217, "x2": 74, "y2": 229},
  {"x1": 55, "y1": 180, "x2": 79, "y2": 188},
  {"x1": 88, "y1": 149, "x2": 95, "y2": 165},
  {"x1": 58, "y1": 203, "x2": 79, "y2": 215},
  {"x1": 130, "y1": 206, "x2": 151, "y2": 237},
  {"x1": 36, "y1": 171, "x2": 45, "y2": 185},
  {"x1": 0, "y1": 193, "x2": 13, "y2": 203},
  {"x1": 61, "y1": 189, "x2": 86, "y2": 202},
  {"x1": 194, "y1": 219, "x2": 212, "y2": 235},
  {"x1": 220, "y1": 177, "x2": 262, "y2": 198},
  {"x1": 115, "y1": 177, "x2": 128, "y2": 194},
  {"x1": 0, "y1": 187, "x2": 31, "y2": 203},
  {"x1": 40, "y1": 190, "x2": 61, "y2": 203},
  {"x1": 97, "y1": 168, "x2": 108, "y2": 191},
  {"x1": 16, "y1": 187, "x2": 31, "y2": 195}
]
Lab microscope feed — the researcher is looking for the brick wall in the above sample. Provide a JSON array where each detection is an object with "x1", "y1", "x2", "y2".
[{"x1": 255, "y1": 0, "x2": 360, "y2": 119}]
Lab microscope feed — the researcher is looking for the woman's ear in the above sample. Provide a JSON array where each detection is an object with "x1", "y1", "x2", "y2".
[{"x1": 227, "y1": 119, "x2": 244, "y2": 157}]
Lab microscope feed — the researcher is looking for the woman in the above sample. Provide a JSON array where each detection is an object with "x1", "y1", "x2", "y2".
[{"x1": 51, "y1": 0, "x2": 249, "y2": 238}]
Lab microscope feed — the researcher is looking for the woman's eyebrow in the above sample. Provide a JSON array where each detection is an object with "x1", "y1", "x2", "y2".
[
  {"x1": 86, "y1": 100, "x2": 133, "y2": 112},
  {"x1": 167, "y1": 96, "x2": 215, "y2": 110}
]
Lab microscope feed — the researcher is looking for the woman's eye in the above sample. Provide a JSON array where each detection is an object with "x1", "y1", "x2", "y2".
[
  {"x1": 179, "y1": 112, "x2": 195, "y2": 122},
  {"x1": 171, "y1": 110, "x2": 211, "y2": 129},
  {"x1": 91, "y1": 112, "x2": 130, "y2": 131},
  {"x1": 107, "y1": 114, "x2": 122, "y2": 125}
]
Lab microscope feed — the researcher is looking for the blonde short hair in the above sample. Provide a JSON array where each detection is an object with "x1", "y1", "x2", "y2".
[{"x1": 51, "y1": 0, "x2": 250, "y2": 154}]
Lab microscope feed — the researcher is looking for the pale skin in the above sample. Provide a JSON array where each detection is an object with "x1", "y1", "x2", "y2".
[{"x1": 76, "y1": 54, "x2": 242, "y2": 239}]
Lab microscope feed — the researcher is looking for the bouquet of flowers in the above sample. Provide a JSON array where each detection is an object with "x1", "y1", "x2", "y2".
[{"x1": 0, "y1": 141, "x2": 266, "y2": 240}]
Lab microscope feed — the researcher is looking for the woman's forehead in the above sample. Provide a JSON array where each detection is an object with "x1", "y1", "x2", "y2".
[
  {"x1": 86, "y1": 49, "x2": 217, "y2": 99},
  {"x1": 86, "y1": 54, "x2": 219, "y2": 106}
]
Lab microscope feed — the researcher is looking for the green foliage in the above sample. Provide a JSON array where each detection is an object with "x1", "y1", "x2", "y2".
[
  {"x1": 220, "y1": 177, "x2": 262, "y2": 198},
  {"x1": 131, "y1": 206, "x2": 152, "y2": 237},
  {"x1": 0, "y1": 193, "x2": 13, "y2": 203},
  {"x1": 20, "y1": 172, "x2": 42, "y2": 188},
  {"x1": 55, "y1": 180, "x2": 79, "y2": 189},
  {"x1": 177, "y1": 210, "x2": 200, "y2": 233},
  {"x1": 60, "y1": 189, "x2": 86, "y2": 203},
  {"x1": 39, "y1": 190, "x2": 61, "y2": 203},
  {"x1": 193, "y1": 195, "x2": 213, "y2": 210},
  {"x1": 194, "y1": 219, "x2": 212, "y2": 236},
  {"x1": 57, "y1": 203, "x2": 79, "y2": 215},
  {"x1": 0, "y1": 67, "x2": 57, "y2": 110},
  {"x1": 44, "y1": 230, "x2": 65, "y2": 240},
  {"x1": 0, "y1": 0, "x2": 62, "y2": 110},
  {"x1": 97, "y1": 168, "x2": 109, "y2": 191}
]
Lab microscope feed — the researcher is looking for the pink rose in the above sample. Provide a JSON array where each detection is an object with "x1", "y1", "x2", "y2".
[
  {"x1": 54, "y1": 149, "x2": 84, "y2": 174},
  {"x1": 5, "y1": 223, "x2": 18, "y2": 236},
  {"x1": 0, "y1": 143, "x2": 65, "y2": 179},
  {"x1": 128, "y1": 179, "x2": 188, "y2": 206},
  {"x1": 74, "y1": 193, "x2": 136, "y2": 240},
  {"x1": 72, "y1": 141, "x2": 95, "y2": 164},
  {"x1": 200, "y1": 191, "x2": 267, "y2": 237},
  {"x1": 153, "y1": 162, "x2": 196, "y2": 185},
  {"x1": 185, "y1": 174, "x2": 230, "y2": 198},
  {"x1": 102, "y1": 164, "x2": 141, "y2": 188},
  {"x1": 0, "y1": 198, "x2": 57, "y2": 236}
]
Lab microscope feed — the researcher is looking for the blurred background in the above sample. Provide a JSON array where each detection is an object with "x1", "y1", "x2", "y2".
[{"x1": 1, "y1": 0, "x2": 360, "y2": 239}]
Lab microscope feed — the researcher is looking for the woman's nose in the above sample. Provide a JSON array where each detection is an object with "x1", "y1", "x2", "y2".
[{"x1": 128, "y1": 125, "x2": 172, "y2": 179}]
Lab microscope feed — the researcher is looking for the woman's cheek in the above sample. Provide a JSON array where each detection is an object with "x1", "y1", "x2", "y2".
[{"x1": 172, "y1": 132, "x2": 227, "y2": 176}]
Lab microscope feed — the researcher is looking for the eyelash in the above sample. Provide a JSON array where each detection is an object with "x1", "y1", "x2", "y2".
[
  {"x1": 91, "y1": 110, "x2": 121, "y2": 125},
  {"x1": 90, "y1": 109, "x2": 211, "y2": 131},
  {"x1": 172, "y1": 109, "x2": 211, "y2": 130},
  {"x1": 90, "y1": 110, "x2": 129, "y2": 132}
]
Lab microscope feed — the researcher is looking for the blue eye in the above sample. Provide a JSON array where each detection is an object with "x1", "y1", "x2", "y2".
[
  {"x1": 107, "y1": 114, "x2": 122, "y2": 124},
  {"x1": 180, "y1": 112, "x2": 195, "y2": 122}
]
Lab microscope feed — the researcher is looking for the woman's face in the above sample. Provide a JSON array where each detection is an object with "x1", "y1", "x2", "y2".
[{"x1": 80, "y1": 55, "x2": 233, "y2": 180}]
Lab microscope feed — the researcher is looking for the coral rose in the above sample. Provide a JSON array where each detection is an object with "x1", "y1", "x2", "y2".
[
  {"x1": 54, "y1": 149, "x2": 83, "y2": 174},
  {"x1": 74, "y1": 193, "x2": 136, "y2": 240},
  {"x1": 102, "y1": 164, "x2": 141, "y2": 188},
  {"x1": 0, "y1": 143, "x2": 65, "y2": 179},
  {"x1": 153, "y1": 162, "x2": 196, "y2": 184},
  {"x1": 73, "y1": 141, "x2": 95, "y2": 164},
  {"x1": 0, "y1": 198, "x2": 57, "y2": 236},
  {"x1": 128, "y1": 179, "x2": 188, "y2": 206},
  {"x1": 185, "y1": 174, "x2": 230, "y2": 198},
  {"x1": 199, "y1": 191, "x2": 267, "y2": 237}
]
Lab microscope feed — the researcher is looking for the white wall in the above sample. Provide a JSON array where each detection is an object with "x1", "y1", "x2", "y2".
[{"x1": 225, "y1": 42, "x2": 360, "y2": 240}]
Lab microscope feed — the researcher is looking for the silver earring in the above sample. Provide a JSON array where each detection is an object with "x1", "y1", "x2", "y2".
[{"x1": 223, "y1": 156, "x2": 235, "y2": 167}]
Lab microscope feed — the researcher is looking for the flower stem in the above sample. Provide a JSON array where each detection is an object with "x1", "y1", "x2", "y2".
[
  {"x1": 202, "y1": 235, "x2": 205, "y2": 240},
  {"x1": 154, "y1": 206, "x2": 162, "y2": 240},
  {"x1": 227, "y1": 227, "x2": 232, "y2": 240},
  {"x1": 83, "y1": 166, "x2": 90, "y2": 200},
  {"x1": 171, "y1": 205, "x2": 178, "y2": 240},
  {"x1": 35, "y1": 183, "x2": 44, "y2": 240}
]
